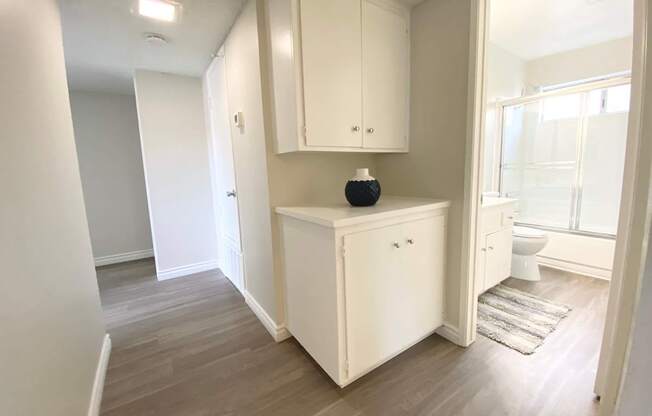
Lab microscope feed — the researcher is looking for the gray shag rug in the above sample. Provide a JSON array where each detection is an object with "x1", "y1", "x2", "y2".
[{"x1": 477, "y1": 284, "x2": 571, "y2": 355}]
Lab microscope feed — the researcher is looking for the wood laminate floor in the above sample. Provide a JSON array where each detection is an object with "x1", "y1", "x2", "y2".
[{"x1": 98, "y1": 259, "x2": 608, "y2": 416}]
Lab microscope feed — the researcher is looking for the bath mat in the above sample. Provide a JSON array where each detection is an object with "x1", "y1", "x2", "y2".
[{"x1": 477, "y1": 284, "x2": 571, "y2": 354}]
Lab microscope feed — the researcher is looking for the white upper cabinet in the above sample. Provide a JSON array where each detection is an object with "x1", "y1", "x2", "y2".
[
  {"x1": 266, "y1": 0, "x2": 410, "y2": 153},
  {"x1": 300, "y1": 0, "x2": 363, "y2": 148},
  {"x1": 362, "y1": 0, "x2": 409, "y2": 149}
]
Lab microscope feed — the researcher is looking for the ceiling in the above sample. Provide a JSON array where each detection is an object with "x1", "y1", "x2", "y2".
[
  {"x1": 59, "y1": 0, "x2": 427, "y2": 95},
  {"x1": 59, "y1": 0, "x2": 246, "y2": 95},
  {"x1": 490, "y1": 0, "x2": 634, "y2": 61}
]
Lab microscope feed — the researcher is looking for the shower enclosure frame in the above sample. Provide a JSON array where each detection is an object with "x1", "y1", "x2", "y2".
[{"x1": 492, "y1": 75, "x2": 631, "y2": 239}]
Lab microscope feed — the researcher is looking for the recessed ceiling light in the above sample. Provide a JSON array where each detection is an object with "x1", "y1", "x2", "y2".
[{"x1": 138, "y1": 0, "x2": 178, "y2": 22}]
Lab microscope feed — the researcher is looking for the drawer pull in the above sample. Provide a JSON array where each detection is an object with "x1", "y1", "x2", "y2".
[
  {"x1": 392, "y1": 242, "x2": 401, "y2": 248},
  {"x1": 407, "y1": 238, "x2": 414, "y2": 245}
]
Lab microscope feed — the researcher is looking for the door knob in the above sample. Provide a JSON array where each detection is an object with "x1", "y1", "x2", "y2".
[
  {"x1": 392, "y1": 242, "x2": 400, "y2": 248},
  {"x1": 367, "y1": 127, "x2": 375, "y2": 134},
  {"x1": 226, "y1": 190, "x2": 236, "y2": 198},
  {"x1": 352, "y1": 126, "x2": 361, "y2": 132}
]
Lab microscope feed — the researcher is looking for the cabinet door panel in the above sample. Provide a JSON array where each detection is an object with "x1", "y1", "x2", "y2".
[
  {"x1": 484, "y1": 229, "x2": 513, "y2": 289},
  {"x1": 362, "y1": 1, "x2": 409, "y2": 149},
  {"x1": 300, "y1": 0, "x2": 363, "y2": 148},
  {"x1": 401, "y1": 216, "x2": 446, "y2": 336},
  {"x1": 344, "y1": 223, "x2": 406, "y2": 378}
]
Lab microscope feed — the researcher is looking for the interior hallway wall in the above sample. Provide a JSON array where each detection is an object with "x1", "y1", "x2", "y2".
[
  {"x1": 134, "y1": 70, "x2": 219, "y2": 280},
  {"x1": 206, "y1": 0, "x2": 378, "y2": 327},
  {"x1": 375, "y1": 0, "x2": 472, "y2": 330},
  {"x1": 70, "y1": 91, "x2": 153, "y2": 265},
  {"x1": 0, "y1": 1, "x2": 107, "y2": 415}
]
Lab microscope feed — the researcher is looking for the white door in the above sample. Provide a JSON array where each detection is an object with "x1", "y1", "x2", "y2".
[
  {"x1": 362, "y1": 0, "x2": 409, "y2": 150},
  {"x1": 206, "y1": 51, "x2": 244, "y2": 293},
  {"x1": 484, "y1": 228, "x2": 512, "y2": 289},
  {"x1": 401, "y1": 216, "x2": 445, "y2": 337},
  {"x1": 344, "y1": 223, "x2": 405, "y2": 378},
  {"x1": 223, "y1": 0, "x2": 276, "y2": 301},
  {"x1": 300, "y1": 0, "x2": 363, "y2": 148}
]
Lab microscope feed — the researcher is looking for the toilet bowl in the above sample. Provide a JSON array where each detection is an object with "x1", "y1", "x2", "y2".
[{"x1": 511, "y1": 226, "x2": 548, "y2": 281}]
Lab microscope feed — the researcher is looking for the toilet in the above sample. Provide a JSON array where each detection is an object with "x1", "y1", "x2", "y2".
[{"x1": 511, "y1": 226, "x2": 549, "y2": 281}]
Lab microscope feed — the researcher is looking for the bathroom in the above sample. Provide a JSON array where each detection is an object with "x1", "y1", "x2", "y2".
[{"x1": 475, "y1": 0, "x2": 632, "y2": 359}]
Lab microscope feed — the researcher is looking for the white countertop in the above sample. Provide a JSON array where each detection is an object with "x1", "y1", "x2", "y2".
[
  {"x1": 275, "y1": 196, "x2": 451, "y2": 228},
  {"x1": 482, "y1": 197, "x2": 517, "y2": 209}
]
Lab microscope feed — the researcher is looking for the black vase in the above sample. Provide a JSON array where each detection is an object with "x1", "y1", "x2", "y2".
[{"x1": 345, "y1": 168, "x2": 381, "y2": 207}]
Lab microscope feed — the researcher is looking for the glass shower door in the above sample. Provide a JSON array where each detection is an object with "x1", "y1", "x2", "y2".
[{"x1": 501, "y1": 94, "x2": 581, "y2": 229}]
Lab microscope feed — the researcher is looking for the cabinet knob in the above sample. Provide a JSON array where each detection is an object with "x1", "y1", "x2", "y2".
[
  {"x1": 481, "y1": 248, "x2": 487, "y2": 252},
  {"x1": 367, "y1": 127, "x2": 375, "y2": 134},
  {"x1": 352, "y1": 126, "x2": 361, "y2": 132},
  {"x1": 226, "y1": 190, "x2": 236, "y2": 198},
  {"x1": 488, "y1": 246, "x2": 494, "y2": 250},
  {"x1": 392, "y1": 242, "x2": 401, "y2": 248},
  {"x1": 406, "y1": 238, "x2": 414, "y2": 245}
]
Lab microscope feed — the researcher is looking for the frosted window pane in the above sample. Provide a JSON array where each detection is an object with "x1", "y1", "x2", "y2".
[
  {"x1": 587, "y1": 89, "x2": 603, "y2": 116},
  {"x1": 542, "y1": 94, "x2": 581, "y2": 121},
  {"x1": 606, "y1": 84, "x2": 630, "y2": 113},
  {"x1": 579, "y1": 112, "x2": 628, "y2": 234},
  {"x1": 517, "y1": 167, "x2": 576, "y2": 228}
]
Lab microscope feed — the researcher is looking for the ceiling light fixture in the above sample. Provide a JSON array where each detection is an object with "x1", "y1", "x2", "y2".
[
  {"x1": 138, "y1": 0, "x2": 178, "y2": 22},
  {"x1": 143, "y1": 33, "x2": 169, "y2": 45}
]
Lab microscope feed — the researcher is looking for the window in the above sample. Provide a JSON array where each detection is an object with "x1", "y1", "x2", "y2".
[{"x1": 499, "y1": 81, "x2": 630, "y2": 236}]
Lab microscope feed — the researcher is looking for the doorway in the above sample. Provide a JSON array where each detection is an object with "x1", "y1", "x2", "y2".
[{"x1": 461, "y1": 0, "x2": 640, "y2": 413}]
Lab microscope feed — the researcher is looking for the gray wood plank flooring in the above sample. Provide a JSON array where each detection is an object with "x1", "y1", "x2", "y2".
[{"x1": 97, "y1": 259, "x2": 608, "y2": 416}]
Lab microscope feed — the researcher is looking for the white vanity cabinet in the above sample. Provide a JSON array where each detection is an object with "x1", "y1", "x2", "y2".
[
  {"x1": 266, "y1": 0, "x2": 410, "y2": 153},
  {"x1": 476, "y1": 199, "x2": 516, "y2": 294},
  {"x1": 276, "y1": 197, "x2": 450, "y2": 386}
]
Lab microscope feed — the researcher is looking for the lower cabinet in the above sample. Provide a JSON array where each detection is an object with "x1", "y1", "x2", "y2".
[
  {"x1": 276, "y1": 198, "x2": 450, "y2": 386},
  {"x1": 344, "y1": 216, "x2": 445, "y2": 377},
  {"x1": 477, "y1": 201, "x2": 515, "y2": 294}
]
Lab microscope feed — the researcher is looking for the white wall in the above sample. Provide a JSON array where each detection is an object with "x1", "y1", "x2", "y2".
[
  {"x1": 0, "y1": 1, "x2": 107, "y2": 415},
  {"x1": 538, "y1": 232, "x2": 615, "y2": 279},
  {"x1": 375, "y1": 0, "x2": 472, "y2": 329},
  {"x1": 526, "y1": 37, "x2": 633, "y2": 88},
  {"x1": 483, "y1": 43, "x2": 526, "y2": 192},
  {"x1": 70, "y1": 91, "x2": 153, "y2": 264},
  {"x1": 134, "y1": 70, "x2": 219, "y2": 280}
]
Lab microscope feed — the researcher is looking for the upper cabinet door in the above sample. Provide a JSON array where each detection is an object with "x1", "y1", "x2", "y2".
[
  {"x1": 300, "y1": 0, "x2": 363, "y2": 148},
  {"x1": 362, "y1": 1, "x2": 409, "y2": 150}
]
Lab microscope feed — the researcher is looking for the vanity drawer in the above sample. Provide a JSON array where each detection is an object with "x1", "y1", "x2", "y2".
[{"x1": 482, "y1": 207, "x2": 514, "y2": 234}]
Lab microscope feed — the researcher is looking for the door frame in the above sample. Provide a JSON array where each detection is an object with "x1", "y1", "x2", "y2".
[{"x1": 460, "y1": 0, "x2": 649, "y2": 413}]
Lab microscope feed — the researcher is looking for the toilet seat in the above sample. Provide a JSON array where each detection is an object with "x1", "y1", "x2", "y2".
[{"x1": 513, "y1": 226, "x2": 546, "y2": 239}]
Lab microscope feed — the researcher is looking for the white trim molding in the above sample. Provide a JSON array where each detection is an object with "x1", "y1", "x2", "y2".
[
  {"x1": 436, "y1": 322, "x2": 461, "y2": 346},
  {"x1": 156, "y1": 260, "x2": 219, "y2": 281},
  {"x1": 244, "y1": 290, "x2": 291, "y2": 342},
  {"x1": 88, "y1": 334, "x2": 111, "y2": 416},
  {"x1": 95, "y1": 249, "x2": 154, "y2": 267},
  {"x1": 538, "y1": 256, "x2": 612, "y2": 280}
]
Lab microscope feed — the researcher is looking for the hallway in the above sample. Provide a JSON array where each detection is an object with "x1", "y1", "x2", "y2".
[{"x1": 98, "y1": 260, "x2": 607, "y2": 416}]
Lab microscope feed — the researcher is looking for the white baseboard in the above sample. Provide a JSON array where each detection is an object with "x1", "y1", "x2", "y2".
[
  {"x1": 95, "y1": 249, "x2": 154, "y2": 267},
  {"x1": 537, "y1": 255, "x2": 611, "y2": 280},
  {"x1": 88, "y1": 334, "x2": 111, "y2": 416},
  {"x1": 156, "y1": 260, "x2": 219, "y2": 281},
  {"x1": 244, "y1": 290, "x2": 291, "y2": 342},
  {"x1": 436, "y1": 322, "x2": 461, "y2": 345}
]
